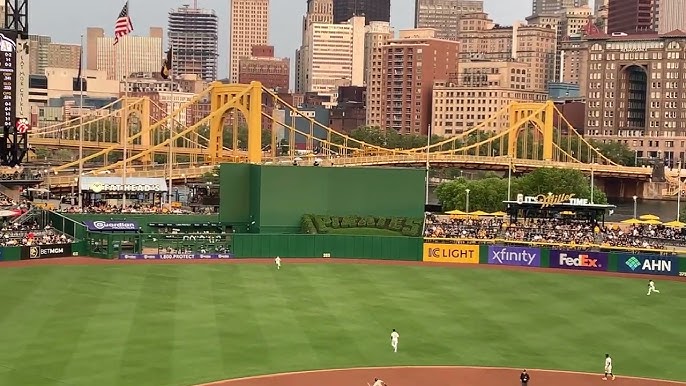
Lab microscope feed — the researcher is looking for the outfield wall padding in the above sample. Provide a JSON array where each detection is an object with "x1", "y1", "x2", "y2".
[
  {"x1": 232, "y1": 234, "x2": 422, "y2": 260},
  {"x1": 423, "y1": 242, "x2": 686, "y2": 277},
  {"x1": 55, "y1": 213, "x2": 220, "y2": 234}
]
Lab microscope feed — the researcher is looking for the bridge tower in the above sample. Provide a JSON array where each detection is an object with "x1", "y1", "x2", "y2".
[
  {"x1": 208, "y1": 81, "x2": 263, "y2": 164},
  {"x1": 507, "y1": 101, "x2": 555, "y2": 161},
  {"x1": 121, "y1": 97, "x2": 153, "y2": 164}
]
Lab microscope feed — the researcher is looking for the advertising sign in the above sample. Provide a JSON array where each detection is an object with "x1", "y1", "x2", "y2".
[
  {"x1": 487, "y1": 245, "x2": 541, "y2": 267},
  {"x1": 79, "y1": 176, "x2": 168, "y2": 193},
  {"x1": 617, "y1": 254, "x2": 678, "y2": 276},
  {"x1": 84, "y1": 220, "x2": 139, "y2": 232},
  {"x1": 549, "y1": 250, "x2": 608, "y2": 271},
  {"x1": 0, "y1": 29, "x2": 17, "y2": 129},
  {"x1": 119, "y1": 253, "x2": 233, "y2": 260},
  {"x1": 21, "y1": 244, "x2": 73, "y2": 260},
  {"x1": 422, "y1": 243, "x2": 479, "y2": 264}
]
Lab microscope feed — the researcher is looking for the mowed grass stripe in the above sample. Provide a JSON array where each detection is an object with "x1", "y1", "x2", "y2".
[
  {"x1": 0, "y1": 266, "x2": 113, "y2": 385},
  {"x1": 117, "y1": 265, "x2": 179, "y2": 386},
  {"x1": 58, "y1": 266, "x2": 148, "y2": 386}
]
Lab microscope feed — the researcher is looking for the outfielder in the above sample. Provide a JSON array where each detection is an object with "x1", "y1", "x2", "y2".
[
  {"x1": 369, "y1": 378, "x2": 386, "y2": 386},
  {"x1": 390, "y1": 329, "x2": 399, "y2": 353},
  {"x1": 603, "y1": 353, "x2": 615, "y2": 380},
  {"x1": 275, "y1": 256, "x2": 281, "y2": 270},
  {"x1": 647, "y1": 280, "x2": 660, "y2": 295}
]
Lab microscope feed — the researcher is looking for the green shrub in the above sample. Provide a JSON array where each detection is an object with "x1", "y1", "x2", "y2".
[
  {"x1": 388, "y1": 217, "x2": 405, "y2": 232},
  {"x1": 301, "y1": 214, "x2": 423, "y2": 237},
  {"x1": 401, "y1": 218, "x2": 423, "y2": 237}
]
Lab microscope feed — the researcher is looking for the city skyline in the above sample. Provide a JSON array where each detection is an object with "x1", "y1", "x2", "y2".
[{"x1": 29, "y1": 0, "x2": 535, "y2": 82}]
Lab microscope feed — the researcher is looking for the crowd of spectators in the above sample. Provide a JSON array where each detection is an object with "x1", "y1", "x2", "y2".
[
  {"x1": 0, "y1": 221, "x2": 73, "y2": 247},
  {"x1": 60, "y1": 202, "x2": 192, "y2": 214},
  {"x1": 424, "y1": 213, "x2": 686, "y2": 250}
]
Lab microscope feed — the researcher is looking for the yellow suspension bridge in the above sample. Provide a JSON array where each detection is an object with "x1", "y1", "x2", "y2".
[{"x1": 29, "y1": 81, "x2": 652, "y2": 190}]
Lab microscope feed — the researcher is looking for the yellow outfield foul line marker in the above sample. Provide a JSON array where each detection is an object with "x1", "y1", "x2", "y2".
[{"x1": 195, "y1": 365, "x2": 686, "y2": 385}]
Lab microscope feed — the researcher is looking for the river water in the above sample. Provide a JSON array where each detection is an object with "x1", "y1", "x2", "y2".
[{"x1": 427, "y1": 188, "x2": 682, "y2": 222}]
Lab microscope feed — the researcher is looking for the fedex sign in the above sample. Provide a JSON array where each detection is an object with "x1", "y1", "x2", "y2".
[{"x1": 549, "y1": 250, "x2": 608, "y2": 271}]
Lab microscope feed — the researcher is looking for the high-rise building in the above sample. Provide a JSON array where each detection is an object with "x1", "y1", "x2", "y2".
[
  {"x1": 86, "y1": 27, "x2": 164, "y2": 81},
  {"x1": 296, "y1": 0, "x2": 334, "y2": 93},
  {"x1": 530, "y1": 0, "x2": 588, "y2": 16},
  {"x1": 302, "y1": 16, "x2": 366, "y2": 98},
  {"x1": 364, "y1": 21, "x2": 393, "y2": 127},
  {"x1": 169, "y1": 6, "x2": 219, "y2": 82},
  {"x1": 432, "y1": 61, "x2": 548, "y2": 137},
  {"x1": 657, "y1": 0, "x2": 686, "y2": 33},
  {"x1": 456, "y1": 12, "x2": 557, "y2": 92},
  {"x1": 381, "y1": 29, "x2": 460, "y2": 135},
  {"x1": 229, "y1": 0, "x2": 269, "y2": 83},
  {"x1": 414, "y1": 0, "x2": 483, "y2": 40},
  {"x1": 607, "y1": 0, "x2": 657, "y2": 34},
  {"x1": 333, "y1": 0, "x2": 390, "y2": 24},
  {"x1": 583, "y1": 32, "x2": 686, "y2": 162},
  {"x1": 47, "y1": 43, "x2": 81, "y2": 70},
  {"x1": 238, "y1": 45, "x2": 290, "y2": 90},
  {"x1": 29, "y1": 35, "x2": 51, "y2": 75},
  {"x1": 558, "y1": 36, "x2": 589, "y2": 96}
]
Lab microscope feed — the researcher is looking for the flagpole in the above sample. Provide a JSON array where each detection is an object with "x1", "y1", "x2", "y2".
[
  {"x1": 78, "y1": 34, "x2": 85, "y2": 210},
  {"x1": 167, "y1": 45, "x2": 174, "y2": 206},
  {"x1": 122, "y1": 32, "x2": 129, "y2": 208}
]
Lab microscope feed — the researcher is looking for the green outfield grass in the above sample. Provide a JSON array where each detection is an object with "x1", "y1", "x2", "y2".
[{"x1": 0, "y1": 263, "x2": 683, "y2": 386}]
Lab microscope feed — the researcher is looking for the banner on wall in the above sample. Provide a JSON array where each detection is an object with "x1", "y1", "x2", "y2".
[
  {"x1": 84, "y1": 220, "x2": 140, "y2": 231},
  {"x1": 119, "y1": 253, "x2": 233, "y2": 260},
  {"x1": 549, "y1": 250, "x2": 608, "y2": 271},
  {"x1": 617, "y1": 254, "x2": 678, "y2": 276},
  {"x1": 422, "y1": 243, "x2": 479, "y2": 264},
  {"x1": 487, "y1": 245, "x2": 541, "y2": 267},
  {"x1": 20, "y1": 244, "x2": 73, "y2": 260}
]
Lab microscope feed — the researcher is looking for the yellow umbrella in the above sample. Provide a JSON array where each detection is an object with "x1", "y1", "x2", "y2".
[
  {"x1": 489, "y1": 211, "x2": 507, "y2": 216},
  {"x1": 621, "y1": 218, "x2": 644, "y2": 225},
  {"x1": 639, "y1": 214, "x2": 660, "y2": 221},
  {"x1": 663, "y1": 220, "x2": 686, "y2": 228},
  {"x1": 446, "y1": 209, "x2": 465, "y2": 215},
  {"x1": 643, "y1": 219, "x2": 662, "y2": 225},
  {"x1": 468, "y1": 210, "x2": 489, "y2": 216}
]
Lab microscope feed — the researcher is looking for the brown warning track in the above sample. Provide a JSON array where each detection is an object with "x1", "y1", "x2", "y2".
[
  {"x1": 1, "y1": 256, "x2": 685, "y2": 282},
  {"x1": 194, "y1": 366, "x2": 686, "y2": 386}
]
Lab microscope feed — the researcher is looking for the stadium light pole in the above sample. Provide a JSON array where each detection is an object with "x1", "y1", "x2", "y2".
[
  {"x1": 425, "y1": 125, "x2": 431, "y2": 205},
  {"x1": 507, "y1": 157, "x2": 512, "y2": 201},
  {"x1": 465, "y1": 188, "x2": 470, "y2": 213},
  {"x1": 677, "y1": 160, "x2": 682, "y2": 221},
  {"x1": 632, "y1": 195, "x2": 638, "y2": 219}
]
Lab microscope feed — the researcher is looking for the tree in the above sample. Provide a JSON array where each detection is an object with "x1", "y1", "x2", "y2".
[
  {"x1": 202, "y1": 166, "x2": 220, "y2": 183},
  {"x1": 436, "y1": 167, "x2": 607, "y2": 211},
  {"x1": 591, "y1": 140, "x2": 636, "y2": 166}
]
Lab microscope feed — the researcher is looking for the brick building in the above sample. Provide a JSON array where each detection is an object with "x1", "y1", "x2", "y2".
[{"x1": 238, "y1": 45, "x2": 290, "y2": 91}]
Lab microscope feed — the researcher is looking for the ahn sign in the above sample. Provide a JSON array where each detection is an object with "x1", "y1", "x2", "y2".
[{"x1": 617, "y1": 254, "x2": 678, "y2": 276}]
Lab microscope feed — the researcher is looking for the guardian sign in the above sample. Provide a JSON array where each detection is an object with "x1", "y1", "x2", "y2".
[
  {"x1": 487, "y1": 246, "x2": 541, "y2": 267},
  {"x1": 617, "y1": 254, "x2": 678, "y2": 276}
]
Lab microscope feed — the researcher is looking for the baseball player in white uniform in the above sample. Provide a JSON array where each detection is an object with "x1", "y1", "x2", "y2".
[
  {"x1": 603, "y1": 353, "x2": 615, "y2": 380},
  {"x1": 647, "y1": 280, "x2": 660, "y2": 295},
  {"x1": 390, "y1": 329, "x2": 399, "y2": 352},
  {"x1": 369, "y1": 378, "x2": 386, "y2": 386},
  {"x1": 275, "y1": 256, "x2": 281, "y2": 270}
]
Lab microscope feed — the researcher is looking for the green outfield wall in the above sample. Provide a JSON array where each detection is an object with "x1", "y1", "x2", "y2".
[
  {"x1": 231, "y1": 234, "x2": 422, "y2": 261},
  {"x1": 219, "y1": 164, "x2": 425, "y2": 233}
]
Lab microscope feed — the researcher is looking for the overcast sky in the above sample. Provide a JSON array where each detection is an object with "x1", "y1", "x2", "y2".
[{"x1": 30, "y1": 0, "x2": 542, "y2": 79}]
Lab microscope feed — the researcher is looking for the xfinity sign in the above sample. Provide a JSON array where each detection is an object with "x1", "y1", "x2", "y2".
[{"x1": 487, "y1": 246, "x2": 541, "y2": 267}]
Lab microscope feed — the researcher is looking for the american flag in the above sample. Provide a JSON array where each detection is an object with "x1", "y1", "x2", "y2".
[{"x1": 113, "y1": 1, "x2": 133, "y2": 45}]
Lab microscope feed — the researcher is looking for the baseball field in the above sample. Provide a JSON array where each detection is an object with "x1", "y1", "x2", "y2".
[{"x1": 0, "y1": 258, "x2": 684, "y2": 386}]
